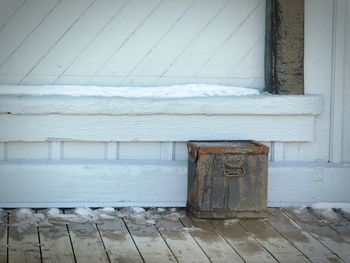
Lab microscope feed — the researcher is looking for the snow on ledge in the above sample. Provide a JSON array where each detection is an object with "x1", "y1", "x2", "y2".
[
  {"x1": 0, "y1": 84, "x2": 323, "y2": 116},
  {"x1": 0, "y1": 84, "x2": 260, "y2": 98}
]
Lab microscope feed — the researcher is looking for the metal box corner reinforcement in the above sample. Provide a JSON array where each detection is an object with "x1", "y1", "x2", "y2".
[{"x1": 187, "y1": 140, "x2": 269, "y2": 219}]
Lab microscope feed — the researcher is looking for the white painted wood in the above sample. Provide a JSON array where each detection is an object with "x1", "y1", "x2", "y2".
[
  {"x1": 0, "y1": 160, "x2": 349, "y2": 208},
  {"x1": 99, "y1": 0, "x2": 195, "y2": 79},
  {"x1": 271, "y1": 142, "x2": 284, "y2": 161},
  {"x1": 0, "y1": 89, "x2": 323, "y2": 116},
  {"x1": 62, "y1": 142, "x2": 106, "y2": 160},
  {"x1": 65, "y1": 0, "x2": 161, "y2": 78},
  {"x1": 330, "y1": 0, "x2": 347, "y2": 163},
  {"x1": 0, "y1": 0, "x2": 265, "y2": 87},
  {"x1": 49, "y1": 141, "x2": 62, "y2": 160},
  {"x1": 160, "y1": 142, "x2": 174, "y2": 161},
  {"x1": 174, "y1": 142, "x2": 187, "y2": 161},
  {"x1": 191, "y1": 1, "x2": 265, "y2": 85},
  {"x1": 0, "y1": 0, "x2": 26, "y2": 30},
  {"x1": 295, "y1": 0, "x2": 334, "y2": 162},
  {"x1": 0, "y1": 143, "x2": 4, "y2": 161},
  {"x1": 6, "y1": 142, "x2": 49, "y2": 160},
  {"x1": 342, "y1": 0, "x2": 350, "y2": 162},
  {"x1": 1, "y1": 0, "x2": 95, "y2": 79},
  {"x1": 29, "y1": 0, "x2": 128, "y2": 83},
  {"x1": 132, "y1": 0, "x2": 227, "y2": 78},
  {"x1": 0, "y1": 0, "x2": 59, "y2": 68},
  {"x1": 0, "y1": 114, "x2": 316, "y2": 142},
  {"x1": 105, "y1": 142, "x2": 118, "y2": 160},
  {"x1": 0, "y1": 160, "x2": 188, "y2": 207},
  {"x1": 119, "y1": 142, "x2": 162, "y2": 160},
  {"x1": 163, "y1": 0, "x2": 261, "y2": 78}
]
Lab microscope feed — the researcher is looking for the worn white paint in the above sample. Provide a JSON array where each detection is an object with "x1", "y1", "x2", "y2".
[
  {"x1": 0, "y1": 160, "x2": 349, "y2": 208},
  {"x1": 0, "y1": 88, "x2": 322, "y2": 115}
]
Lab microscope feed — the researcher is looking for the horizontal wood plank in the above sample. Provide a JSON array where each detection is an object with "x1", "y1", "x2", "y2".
[
  {"x1": 0, "y1": 161, "x2": 349, "y2": 208},
  {"x1": 0, "y1": 114, "x2": 315, "y2": 142}
]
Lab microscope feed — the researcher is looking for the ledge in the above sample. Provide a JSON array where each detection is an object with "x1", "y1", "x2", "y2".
[
  {"x1": 0, "y1": 89, "x2": 322, "y2": 116},
  {"x1": 0, "y1": 85, "x2": 323, "y2": 142}
]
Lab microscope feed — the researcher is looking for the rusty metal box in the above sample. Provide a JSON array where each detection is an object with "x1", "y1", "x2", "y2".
[{"x1": 187, "y1": 140, "x2": 269, "y2": 218}]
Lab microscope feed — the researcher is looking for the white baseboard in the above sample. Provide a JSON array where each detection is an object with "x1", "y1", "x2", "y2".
[{"x1": 0, "y1": 160, "x2": 349, "y2": 208}]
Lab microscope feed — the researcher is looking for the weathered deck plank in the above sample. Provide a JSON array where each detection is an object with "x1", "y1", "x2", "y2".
[
  {"x1": 96, "y1": 216, "x2": 143, "y2": 263},
  {"x1": 64, "y1": 209, "x2": 109, "y2": 263},
  {"x1": 156, "y1": 218, "x2": 210, "y2": 263},
  {"x1": 124, "y1": 218, "x2": 177, "y2": 263},
  {"x1": 0, "y1": 210, "x2": 7, "y2": 263},
  {"x1": 267, "y1": 208, "x2": 342, "y2": 263},
  {"x1": 8, "y1": 209, "x2": 41, "y2": 263},
  {"x1": 211, "y1": 219, "x2": 277, "y2": 262},
  {"x1": 309, "y1": 208, "x2": 350, "y2": 236},
  {"x1": 239, "y1": 218, "x2": 309, "y2": 263},
  {"x1": 284, "y1": 208, "x2": 350, "y2": 262},
  {"x1": 38, "y1": 209, "x2": 75, "y2": 263},
  {"x1": 180, "y1": 216, "x2": 244, "y2": 263}
]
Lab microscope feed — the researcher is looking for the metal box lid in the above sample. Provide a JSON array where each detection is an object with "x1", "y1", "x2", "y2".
[{"x1": 188, "y1": 140, "x2": 269, "y2": 156}]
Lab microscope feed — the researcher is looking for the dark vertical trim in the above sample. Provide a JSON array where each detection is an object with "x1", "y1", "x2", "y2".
[{"x1": 265, "y1": 0, "x2": 304, "y2": 94}]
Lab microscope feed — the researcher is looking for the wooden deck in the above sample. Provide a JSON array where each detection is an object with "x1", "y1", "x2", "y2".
[{"x1": 0, "y1": 207, "x2": 350, "y2": 263}]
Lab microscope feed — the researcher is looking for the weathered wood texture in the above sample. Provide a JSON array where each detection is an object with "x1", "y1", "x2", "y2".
[
  {"x1": 96, "y1": 217, "x2": 143, "y2": 263},
  {"x1": 0, "y1": 210, "x2": 7, "y2": 263},
  {"x1": 124, "y1": 219, "x2": 177, "y2": 263},
  {"x1": 239, "y1": 219, "x2": 309, "y2": 262},
  {"x1": 180, "y1": 216, "x2": 244, "y2": 262},
  {"x1": 67, "y1": 222, "x2": 109, "y2": 263},
  {"x1": 3, "y1": 208, "x2": 350, "y2": 263},
  {"x1": 265, "y1": 0, "x2": 304, "y2": 94},
  {"x1": 8, "y1": 210, "x2": 41, "y2": 263},
  {"x1": 38, "y1": 210, "x2": 75, "y2": 263},
  {"x1": 211, "y1": 219, "x2": 277, "y2": 262},
  {"x1": 187, "y1": 141, "x2": 268, "y2": 218},
  {"x1": 267, "y1": 209, "x2": 342, "y2": 263},
  {"x1": 283, "y1": 208, "x2": 350, "y2": 262},
  {"x1": 156, "y1": 219, "x2": 211, "y2": 263}
]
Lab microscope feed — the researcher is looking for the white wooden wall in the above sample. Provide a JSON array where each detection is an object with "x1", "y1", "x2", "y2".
[
  {"x1": 0, "y1": 0, "x2": 265, "y2": 88},
  {"x1": 0, "y1": 0, "x2": 349, "y2": 207}
]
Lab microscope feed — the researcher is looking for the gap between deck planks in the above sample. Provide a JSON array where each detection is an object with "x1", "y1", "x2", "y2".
[{"x1": 1, "y1": 208, "x2": 350, "y2": 263}]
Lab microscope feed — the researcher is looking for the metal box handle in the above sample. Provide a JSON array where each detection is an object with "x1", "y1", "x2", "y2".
[{"x1": 224, "y1": 159, "x2": 245, "y2": 177}]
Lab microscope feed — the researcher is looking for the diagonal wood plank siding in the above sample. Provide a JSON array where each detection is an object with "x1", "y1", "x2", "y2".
[{"x1": 0, "y1": 0, "x2": 265, "y2": 88}]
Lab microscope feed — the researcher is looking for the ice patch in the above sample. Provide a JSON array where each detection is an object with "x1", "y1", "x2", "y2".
[{"x1": 0, "y1": 84, "x2": 260, "y2": 98}]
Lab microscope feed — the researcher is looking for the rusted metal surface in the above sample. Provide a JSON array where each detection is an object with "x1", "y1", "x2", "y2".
[
  {"x1": 265, "y1": 0, "x2": 305, "y2": 95},
  {"x1": 187, "y1": 141, "x2": 269, "y2": 219}
]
